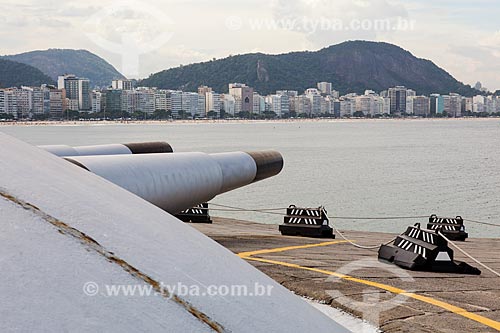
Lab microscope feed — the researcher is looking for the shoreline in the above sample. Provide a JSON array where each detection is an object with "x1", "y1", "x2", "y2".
[{"x1": 1, "y1": 117, "x2": 498, "y2": 127}]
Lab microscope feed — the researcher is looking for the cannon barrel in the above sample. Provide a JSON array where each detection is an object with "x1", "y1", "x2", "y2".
[
  {"x1": 40, "y1": 142, "x2": 173, "y2": 157},
  {"x1": 65, "y1": 151, "x2": 283, "y2": 214}
]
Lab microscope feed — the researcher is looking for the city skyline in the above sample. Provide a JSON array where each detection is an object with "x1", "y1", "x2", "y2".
[
  {"x1": 1, "y1": 0, "x2": 499, "y2": 91},
  {"x1": 2, "y1": 76, "x2": 499, "y2": 120}
]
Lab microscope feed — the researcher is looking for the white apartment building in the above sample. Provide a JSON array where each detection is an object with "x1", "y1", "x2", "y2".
[
  {"x1": 155, "y1": 90, "x2": 168, "y2": 111},
  {"x1": 412, "y1": 96, "x2": 430, "y2": 116},
  {"x1": 205, "y1": 91, "x2": 221, "y2": 117},
  {"x1": 15, "y1": 88, "x2": 33, "y2": 118},
  {"x1": 443, "y1": 93, "x2": 462, "y2": 117},
  {"x1": 136, "y1": 89, "x2": 155, "y2": 114},
  {"x1": 305, "y1": 88, "x2": 322, "y2": 115},
  {"x1": 340, "y1": 97, "x2": 355, "y2": 117},
  {"x1": 169, "y1": 91, "x2": 183, "y2": 118},
  {"x1": 112, "y1": 79, "x2": 133, "y2": 91},
  {"x1": 92, "y1": 91, "x2": 103, "y2": 113},
  {"x1": 121, "y1": 90, "x2": 135, "y2": 114},
  {"x1": 181, "y1": 92, "x2": 199, "y2": 117},
  {"x1": 197, "y1": 93, "x2": 206, "y2": 117},
  {"x1": 221, "y1": 94, "x2": 235, "y2": 116},
  {"x1": 355, "y1": 95, "x2": 373, "y2": 115},
  {"x1": 317, "y1": 82, "x2": 333, "y2": 95},
  {"x1": 49, "y1": 88, "x2": 65, "y2": 119},
  {"x1": 0, "y1": 89, "x2": 18, "y2": 115},
  {"x1": 1, "y1": 89, "x2": 18, "y2": 116},
  {"x1": 265, "y1": 94, "x2": 289, "y2": 117}
]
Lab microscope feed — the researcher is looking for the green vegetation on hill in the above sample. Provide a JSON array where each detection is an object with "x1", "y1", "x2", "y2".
[
  {"x1": 0, "y1": 59, "x2": 55, "y2": 88},
  {"x1": 4, "y1": 49, "x2": 125, "y2": 88},
  {"x1": 140, "y1": 41, "x2": 479, "y2": 96}
]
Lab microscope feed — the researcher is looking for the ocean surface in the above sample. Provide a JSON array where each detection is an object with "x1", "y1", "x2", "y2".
[{"x1": 2, "y1": 119, "x2": 499, "y2": 238}]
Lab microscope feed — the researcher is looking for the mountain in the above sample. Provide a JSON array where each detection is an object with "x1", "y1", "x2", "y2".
[
  {"x1": 140, "y1": 41, "x2": 478, "y2": 96},
  {"x1": 3, "y1": 49, "x2": 125, "y2": 88},
  {"x1": 0, "y1": 59, "x2": 55, "y2": 88}
]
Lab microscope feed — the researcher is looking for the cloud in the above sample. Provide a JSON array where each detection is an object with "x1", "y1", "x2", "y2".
[
  {"x1": 270, "y1": 0, "x2": 410, "y2": 45},
  {"x1": 1, "y1": 0, "x2": 499, "y2": 89},
  {"x1": 479, "y1": 31, "x2": 500, "y2": 49}
]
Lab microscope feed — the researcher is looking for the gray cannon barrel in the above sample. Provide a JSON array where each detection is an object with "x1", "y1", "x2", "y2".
[
  {"x1": 65, "y1": 151, "x2": 283, "y2": 214},
  {"x1": 40, "y1": 142, "x2": 173, "y2": 157}
]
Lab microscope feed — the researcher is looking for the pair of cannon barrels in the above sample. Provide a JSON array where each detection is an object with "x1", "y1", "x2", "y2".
[{"x1": 40, "y1": 142, "x2": 283, "y2": 214}]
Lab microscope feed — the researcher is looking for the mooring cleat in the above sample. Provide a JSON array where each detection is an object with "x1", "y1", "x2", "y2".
[
  {"x1": 279, "y1": 205, "x2": 334, "y2": 238},
  {"x1": 378, "y1": 223, "x2": 480, "y2": 275}
]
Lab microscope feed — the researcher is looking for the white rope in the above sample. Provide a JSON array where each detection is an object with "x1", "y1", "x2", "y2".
[
  {"x1": 463, "y1": 218, "x2": 500, "y2": 228},
  {"x1": 438, "y1": 231, "x2": 500, "y2": 278},
  {"x1": 329, "y1": 215, "x2": 429, "y2": 220},
  {"x1": 210, "y1": 203, "x2": 430, "y2": 221},
  {"x1": 331, "y1": 224, "x2": 399, "y2": 250},
  {"x1": 210, "y1": 203, "x2": 288, "y2": 211}
]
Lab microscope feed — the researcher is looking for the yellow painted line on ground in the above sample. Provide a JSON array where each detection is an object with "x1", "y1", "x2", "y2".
[
  {"x1": 240, "y1": 242, "x2": 500, "y2": 331},
  {"x1": 237, "y1": 240, "x2": 349, "y2": 258}
]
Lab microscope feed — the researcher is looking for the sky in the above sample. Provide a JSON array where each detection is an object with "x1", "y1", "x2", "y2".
[{"x1": 1, "y1": 0, "x2": 499, "y2": 91}]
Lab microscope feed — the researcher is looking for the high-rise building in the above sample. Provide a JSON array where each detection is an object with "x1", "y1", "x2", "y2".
[
  {"x1": 134, "y1": 88, "x2": 155, "y2": 115},
  {"x1": 353, "y1": 94, "x2": 384, "y2": 116},
  {"x1": 333, "y1": 100, "x2": 341, "y2": 117},
  {"x1": 463, "y1": 97, "x2": 473, "y2": 114},
  {"x1": 430, "y1": 94, "x2": 444, "y2": 115},
  {"x1": 265, "y1": 94, "x2": 289, "y2": 117},
  {"x1": 15, "y1": 88, "x2": 33, "y2": 118},
  {"x1": 121, "y1": 90, "x2": 135, "y2": 114},
  {"x1": 105, "y1": 89, "x2": 123, "y2": 114},
  {"x1": 317, "y1": 82, "x2": 333, "y2": 95},
  {"x1": 0, "y1": 89, "x2": 18, "y2": 116},
  {"x1": 382, "y1": 97, "x2": 390, "y2": 115},
  {"x1": 197, "y1": 86, "x2": 218, "y2": 117},
  {"x1": 340, "y1": 97, "x2": 355, "y2": 117},
  {"x1": 305, "y1": 88, "x2": 322, "y2": 115},
  {"x1": 168, "y1": 91, "x2": 183, "y2": 118},
  {"x1": 42, "y1": 85, "x2": 51, "y2": 114},
  {"x1": 48, "y1": 87, "x2": 66, "y2": 119},
  {"x1": 388, "y1": 86, "x2": 408, "y2": 114},
  {"x1": 0, "y1": 90, "x2": 6, "y2": 115},
  {"x1": 58, "y1": 75, "x2": 91, "y2": 111},
  {"x1": 321, "y1": 96, "x2": 335, "y2": 115},
  {"x1": 276, "y1": 90, "x2": 298, "y2": 98},
  {"x1": 406, "y1": 89, "x2": 416, "y2": 97},
  {"x1": 229, "y1": 83, "x2": 254, "y2": 114},
  {"x1": 31, "y1": 87, "x2": 45, "y2": 115},
  {"x1": 197, "y1": 93, "x2": 206, "y2": 117},
  {"x1": 447, "y1": 93, "x2": 462, "y2": 117},
  {"x1": 292, "y1": 95, "x2": 311, "y2": 116},
  {"x1": 252, "y1": 93, "x2": 264, "y2": 115},
  {"x1": 276, "y1": 91, "x2": 296, "y2": 115},
  {"x1": 412, "y1": 96, "x2": 430, "y2": 116},
  {"x1": 355, "y1": 95, "x2": 373, "y2": 115},
  {"x1": 92, "y1": 91, "x2": 103, "y2": 113},
  {"x1": 472, "y1": 95, "x2": 485, "y2": 113},
  {"x1": 205, "y1": 91, "x2": 220, "y2": 117},
  {"x1": 221, "y1": 94, "x2": 235, "y2": 116},
  {"x1": 181, "y1": 92, "x2": 199, "y2": 117},
  {"x1": 112, "y1": 79, "x2": 133, "y2": 91},
  {"x1": 155, "y1": 90, "x2": 168, "y2": 111},
  {"x1": 198, "y1": 85, "x2": 212, "y2": 95},
  {"x1": 79, "y1": 79, "x2": 91, "y2": 111}
]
